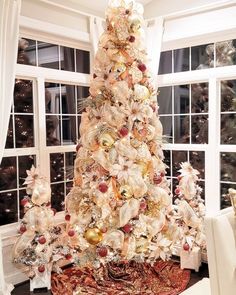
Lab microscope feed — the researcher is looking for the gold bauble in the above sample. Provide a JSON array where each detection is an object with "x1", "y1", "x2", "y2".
[
  {"x1": 136, "y1": 237, "x2": 149, "y2": 253},
  {"x1": 114, "y1": 62, "x2": 126, "y2": 74},
  {"x1": 99, "y1": 133, "x2": 115, "y2": 148},
  {"x1": 84, "y1": 228, "x2": 103, "y2": 245},
  {"x1": 120, "y1": 185, "x2": 132, "y2": 199},
  {"x1": 137, "y1": 160, "x2": 149, "y2": 176},
  {"x1": 134, "y1": 84, "x2": 150, "y2": 101}
]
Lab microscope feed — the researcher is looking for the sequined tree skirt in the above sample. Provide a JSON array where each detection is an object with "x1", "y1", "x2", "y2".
[{"x1": 51, "y1": 260, "x2": 190, "y2": 295}]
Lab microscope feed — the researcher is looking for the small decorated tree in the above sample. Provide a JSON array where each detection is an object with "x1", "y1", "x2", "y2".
[
  {"x1": 12, "y1": 166, "x2": 70, "y2": 291},
  {"x1": 174, "y1": 162, "x2": 206, "y2": 271}
]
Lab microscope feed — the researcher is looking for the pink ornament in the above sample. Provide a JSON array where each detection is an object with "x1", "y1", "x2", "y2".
[
  {"x1": 98, "y1": 182, "x2": 108, "y2": 193},
  {"x1": 119, "y1": 126, "x2": 129, "y2": 137},
  {"x1": 20, "y1": 198, "x2": 28, "y2": 207},
  {"x1": 122, "y1": 224, "x2": 133, "y2": 233},
  {"x1": 183, "y1": 242, "x2": 190, "y2": 251},
  {"x1": 19, "y1": 224, "x2": 27, "y2": 233},
  {"x1": 38, "y1": 265, "x2": 45, "y2": 273},
  {"x1": 138, "y1": 63, "x2": 147, "y2": 72},
  {"x1": 129, "y1": 35, "x2": 135, "y2": 43},
  {"x1": 153, "y1": 174, "x2": 162, "y2": 185},
  {"x1": 51, "y1": 208, "x2": 57, "y2": 215},
  {"x1": 140, "y1": 200, "x2": 147, "y2": 211},
  {"x1": 100, "y1": 226, "x2": 108, "y2": 233},
  {"x1": 175, "y1": 188, "x2": 181, "y2": 195},
  {"x1": 38, "y1": 236, "x2": 46, "y2": 245},
  {"x1": 65, "y1": 254, "x2": 72, "y2": 260},
  {"x1": 65, "y1": 214, "x2": 71, "y2": 221},
  {"x1": 98, "y1": 247, "x2": 108, "y2": 257},
  {"x1": 68, "y1": 229, "x2": 75, "y2": 237}
]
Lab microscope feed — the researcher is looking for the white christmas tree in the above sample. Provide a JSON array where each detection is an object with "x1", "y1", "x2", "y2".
[
  {"x1": 65, "y1": 0, "x2": 179, "y2": 267},
  {"x1": 12, "y1": 166, "x2": 71, "y2": 283},
  {"x1": 174, "y1": 162, "x2": 206, "y2": 252}
]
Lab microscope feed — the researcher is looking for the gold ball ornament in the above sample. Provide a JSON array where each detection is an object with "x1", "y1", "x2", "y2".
[
  {"x1": 99, "y1": 133, "x2": 115, "y2": 148},
  {"x1": 114, "y1": 62, "x2": 126, "y2": 74},
  {"x1": 120, "y1": 185, "x2": 132, "y2": 199},
  {"x1": 84, "y1": 228, "x2": 103, "y2": 245},
  {"x1": 129, "y1": 16, "x2": 141, "y2": 33},
  {"x1": 134, "y1": 84, "x2": 150, "y2": 101}
]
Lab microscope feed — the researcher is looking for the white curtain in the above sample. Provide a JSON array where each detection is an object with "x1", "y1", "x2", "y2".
[
  {"x1": 0, "y1": 0, "x2": 21, "y2": 165},
  {"x1": 146, "y1": 16, "x2": 164, "y2": 84},
  {"x1": 89, "y1": 16, "x2": 105, "y2": 58},
  {"x1": 0, "y1": 1, "x2": 21, "y2": 293}
]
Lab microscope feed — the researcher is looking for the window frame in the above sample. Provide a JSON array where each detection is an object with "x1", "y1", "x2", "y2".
[{"x1": 0, "y1": 17, "x2": 92, "y2": 237}]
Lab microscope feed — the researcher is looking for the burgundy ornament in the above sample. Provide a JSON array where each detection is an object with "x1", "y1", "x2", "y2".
[
  {"x1": 138, "y1": 63, "x2": 147, "y2": 72},
  {"x1": 98, "y1": 182, "x2": 108, "y2": 193}
]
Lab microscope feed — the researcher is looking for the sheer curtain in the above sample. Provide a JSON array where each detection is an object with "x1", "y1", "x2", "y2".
[
  {"x1": 146, "y1": 17, "x2": 164, "y2": 83},
  {"x1": 0, "y1": 1, "x2": 21, "y2": 293},
  {"x1": 89, "y1": 16, "x2": 105, "y2": 58},
  {"x1": 0, "y1": 0, "x2": 21, "y2": 164}
]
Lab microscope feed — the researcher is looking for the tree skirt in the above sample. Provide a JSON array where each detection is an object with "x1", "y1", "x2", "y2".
[{"x1": 51, "y1": 260, "x2": 190, "y2": 295}]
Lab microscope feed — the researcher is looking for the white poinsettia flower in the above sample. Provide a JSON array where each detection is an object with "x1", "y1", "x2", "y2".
[
  {"x1": 110, "y1": 156, "x2": 138, "y2": 182},
  {"x1": 179, "y1": 162, "x2": 200, "y2": 177},
  {"x1": 121, "y1": 101, "x2": 153, "y2": 123},
  {"x1": 149, "y1": 234, "x2": 172, "y2": 260}
]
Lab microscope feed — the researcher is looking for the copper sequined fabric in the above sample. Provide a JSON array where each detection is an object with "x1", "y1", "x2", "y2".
[{"x1": 51, "y1": 260, "x2": 190, "y2": 295}]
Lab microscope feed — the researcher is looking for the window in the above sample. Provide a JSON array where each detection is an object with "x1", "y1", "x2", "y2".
[
  {"x1": 0, "y1": 36, "x2": 90, "y2": 226},
  {"x1": 158, "y1": 38, "x2": 236, "y2": 212}
]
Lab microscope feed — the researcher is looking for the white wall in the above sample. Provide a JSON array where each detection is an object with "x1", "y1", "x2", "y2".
[
  {"x1": 144, "y1": 0, "x2": 226, "y2": 18},
  {"x1": 21, "y1": 0, "x2": 89, "y2": 32}
]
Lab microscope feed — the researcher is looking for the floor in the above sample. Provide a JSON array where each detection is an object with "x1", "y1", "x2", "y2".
[{"x1": 12, "y1": 262, "x2": 209, "y2": 294}]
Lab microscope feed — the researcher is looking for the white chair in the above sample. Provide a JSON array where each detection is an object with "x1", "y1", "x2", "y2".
[{"x1": 181, "y1": 207, "x2": 236, "y2": 294}]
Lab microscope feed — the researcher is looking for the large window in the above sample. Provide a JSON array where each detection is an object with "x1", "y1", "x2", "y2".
[
  {"x1": 0, "y1": 36, "x2": 90, "y2": 226},
  {"x1": 158, "y1": 38, "x2": 236, "y2": 212}
]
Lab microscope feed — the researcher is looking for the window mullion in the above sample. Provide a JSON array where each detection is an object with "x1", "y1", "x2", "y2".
[
  {"x1": 205, "y1": 77, "x2": 221, "y2": 214},
  {"x1": 37, "y1": 76, "x2": 50, "y2": 182}
]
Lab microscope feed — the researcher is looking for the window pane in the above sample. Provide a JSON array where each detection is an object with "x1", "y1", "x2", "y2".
[
  {"x1": 191, "y1": 115, "x2": 208, "y2": 144},
  {"x1": 14, "y1": 79, "x2": 33, "y2": 113},
  {"x1": 191, "y1": 83, "x2": 209, "y2": 113},
  {"x1": 66, "y1": 181, "x2": 73, "y2": 195},
  {"x1": 198, "y1": 181, "x2": 205, "y2": 201},
  {"x1": 60, "y1": 46, "x2": 75, "y2": 71},
  {"x1": 62, "y1": 116, "x2": 76, "y2": 145},
  {"x1": 221, "y1": 114, "x2": 236, "y2": 144},
  {"x1": 50, "y1": 153, "x2": 64, "y2": 183},
  {"x1": 191, "y1": 43, "x2": 214, "y2": 70},
  {"x1": 45, "y1": 82, "x2": 60, "y2": 114},
  {"x1": 46, "y1": 115, "x2": 61, "y2": 146},
  {"x1": 189, "y1": 151, "x2": 205, "y2": 179},
  {"x1": 77, "y1": 86, "x2": 90, "y2": 114},
  {"x1": 17, "y1": 38, "x2": 36, "y2": 66},
  {"x1": 163, "y1": 150, "x2": 171, "y2": 176},
  {"x1": 174, "y1": 48, "x2": 189, "y2": 72},
  {"x1": 61, "y1": 85, "x2": 76, "y2": 114},
  {"x1": 158, "y1": 86, "x2": 172, "y2": 114},
  {"x1": 221, "y1": 152, "x2": 236, "y2": 182},
  {"x1": 77, "y1": 116, "x2": 81, "y2": 140},
  {"x1": 0, "y1": 191, "x2": 17, "y2": 225},
  {"x1": 174, "y1": 115, "x2": 190, "y2": 143},
  {"x1": 158, "y1": 50, "x2": 172, "y2": 75},
  {"x1": 216, "y1": 40, "x2": 236, "y2": 67},
  {"x1": 0, "y1": 157, "x2": 17, "y2": 191},
  {"x1": 160, "y1": 116, "x2": 172, "y2": 143},
  {"x1": 65, "y1": 152, "x2": 76, "y2": 181},
  {"x1": 51, "y1": 183, "x2": 65, "y2": 212},
  {"x1": 174, "y1": 85, "x2": 189, "y2": 114},
  {"x1": 172, "y1": 150, "x2": 187, "y2": 176},
  {"x1": 221, "y1": 80, "x2": 236, "y2": 112},
  {"x1": 18, "y1": 155, "x2": 36, "y2": 187},
  {"x1": 5, "y1": 115, "x2": 13, "y2": 149},
  {"x1": 15, "y1": 115, "x2": 34, "y2": 148},
  {"x1": 221, "y1": 182, "x2": 236, "y2": 209},
  {"x1": 19, "y1": 189, "x2": 27, "y2": 219},
  {"x1": 38, "y1": 41, "x2": 59, "y2": 69},
  {"x1": 76, "y1": 49, "x2": 90, "y2": 74}
]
